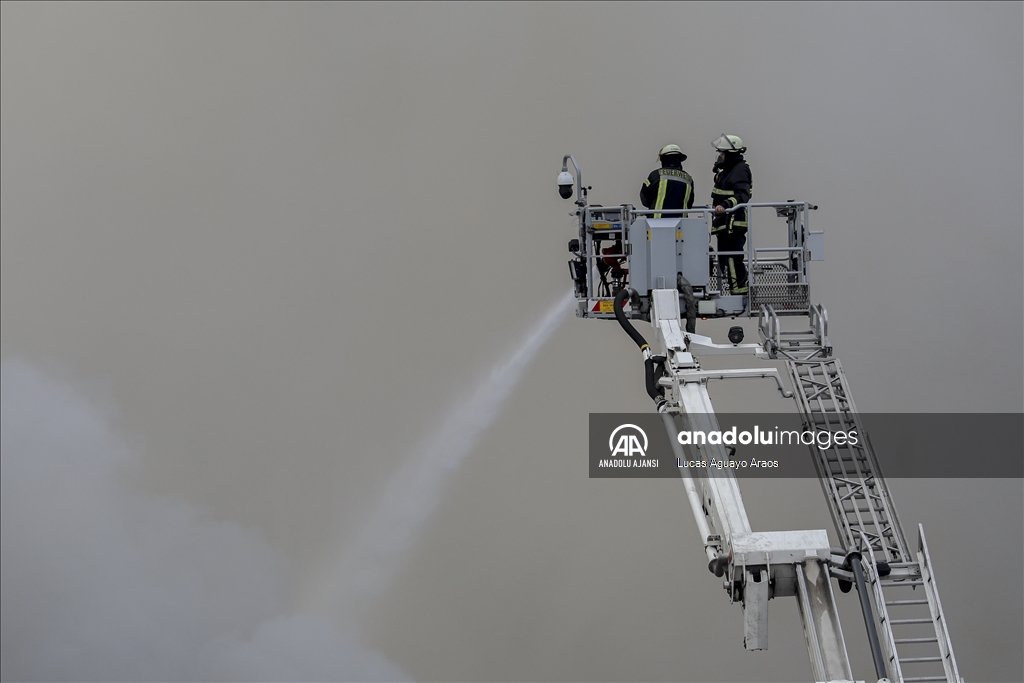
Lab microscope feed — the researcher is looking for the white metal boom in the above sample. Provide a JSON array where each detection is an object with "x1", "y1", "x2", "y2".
[
  {"x1": 652, "y1": 294, "x2": 961, "y2": 683},
  {"x1": 556, "y1": 154, "x2": 962, "y2": 683}
]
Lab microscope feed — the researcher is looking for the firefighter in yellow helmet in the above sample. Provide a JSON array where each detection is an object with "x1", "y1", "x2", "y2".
[
  {"x1": 640, "y1": 144, "x2": 694, "y2": 218},
  {"x1": 711, "y1": 134, "x2": 751, "y2": 295}
]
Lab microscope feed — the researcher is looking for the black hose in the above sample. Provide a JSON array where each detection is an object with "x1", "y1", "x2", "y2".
[
  {"x1": 677, "y1": 274, "x2": 697, "y2": 334},
  {"x1": 850, "y1": 553, "x2": 888, "y2": 681},
  {"x1": 613, "y1": 288, "x2": 648, "y2": 351},
  {"x1": 614, "y1": 288, "x2": 666, "y2": 409},
  {"x1": 653, "y1": 355, "x2": 667, "y2": 380},
  {"x1": 644, "y1": 357, "x2": 666, "y2": 407}
]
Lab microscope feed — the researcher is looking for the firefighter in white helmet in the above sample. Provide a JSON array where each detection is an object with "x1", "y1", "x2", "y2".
[{"x1": 711, "y1": 134, "x2": 751, "y2": 295}]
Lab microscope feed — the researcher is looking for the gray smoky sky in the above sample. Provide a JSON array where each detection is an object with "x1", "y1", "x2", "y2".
[{"x1": 2, "y1": 2, "x2": 1021, "y2": 682}]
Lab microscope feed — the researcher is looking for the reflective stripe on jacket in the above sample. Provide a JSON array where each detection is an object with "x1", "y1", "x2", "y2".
[
  {"x1": 711, "y1": 157, "x2": 752, "y2": 233},
  {"x1": 640, "y1": 167, "x2": 694, "y2": 218}
]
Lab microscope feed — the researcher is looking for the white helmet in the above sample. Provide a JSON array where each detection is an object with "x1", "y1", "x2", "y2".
[
  {"x1": 712, "y1": 134, "x2": 745, "y2": 153},
  {"x1": 658, "y1": 143, "x2": 687, "y2": 161}
]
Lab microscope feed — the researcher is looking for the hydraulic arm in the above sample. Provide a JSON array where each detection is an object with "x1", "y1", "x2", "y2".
[
  {"x1": 615, "y1": 287, "x2": 854, "y2": 680},
  {"x1": 558, "y1": 154, "x2": 962, "y2": 683}
]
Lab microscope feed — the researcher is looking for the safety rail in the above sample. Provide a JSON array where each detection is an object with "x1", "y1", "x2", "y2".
[{"x1": 573, "y1": 201, "x2": 820, "y2": 319}]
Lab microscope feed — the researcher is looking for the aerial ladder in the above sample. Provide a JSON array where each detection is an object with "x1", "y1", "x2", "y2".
[{"x1": 557, "y1": 155, "x2": 962, "y2": 683}]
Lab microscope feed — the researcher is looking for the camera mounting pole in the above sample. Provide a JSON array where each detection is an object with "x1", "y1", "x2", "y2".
[{"x1": 560, "y1": 154, "x2": 586, "y2": 208}]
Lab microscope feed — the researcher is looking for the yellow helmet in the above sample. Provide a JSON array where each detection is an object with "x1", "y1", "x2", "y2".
[{"x1": 712, "y1": 134, "x2": 745, "y2": 153}]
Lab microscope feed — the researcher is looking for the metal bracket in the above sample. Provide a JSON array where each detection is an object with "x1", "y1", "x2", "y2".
[
  {"x1": 757, "y1": 303, "x2": 832, "y2": 361},
  {"x1": 659, "y1": 368, "x2": 793, "y2": 398}
]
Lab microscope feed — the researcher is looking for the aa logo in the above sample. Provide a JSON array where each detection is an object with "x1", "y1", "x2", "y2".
[{"x1": 609, "y1": 424, "x2": 648, "y2": 457}]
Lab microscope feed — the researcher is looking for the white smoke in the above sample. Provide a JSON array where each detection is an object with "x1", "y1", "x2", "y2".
[
  {"x1": 0, "y1": 359, "x2": 408, "y2": 682},
  {"x1": 1, "y1": 292, "x2": 574, "y2": 681}
]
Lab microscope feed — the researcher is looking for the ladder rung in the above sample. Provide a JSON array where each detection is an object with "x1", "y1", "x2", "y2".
[
  {"x1": 887, "y1": 599, "x2": 929, "y2": 605},
  {"x1": 884, "y1": 580, "x2": 925, "y2": 587},
  {"x1": 891, "y1": 618, "x2": 933, "y2": 624},
  {"x1": 841, "y1": 528, "x2": 896, "y2": 538},
  {"x1": 901, "y1": 656, "x2": 943, "y2": 663},
  {"x1": 903, "y1": 677, "x2": 947, "y2": 682},
  {"x1": 896, "y1": 637, "x2": 939, "y2": 644}
]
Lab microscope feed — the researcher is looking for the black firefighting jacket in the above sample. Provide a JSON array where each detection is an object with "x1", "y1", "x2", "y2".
[
  {"x1": 711, "y1": 155, "x2": 751, "y2": 233},
  {"x1": 640, "y1": 164, "x2": 694, "y2": 218}
]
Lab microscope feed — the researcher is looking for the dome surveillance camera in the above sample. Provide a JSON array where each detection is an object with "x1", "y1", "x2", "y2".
[{"x1": 557, "y1": 170, "x2": 574, "y2": 199}]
